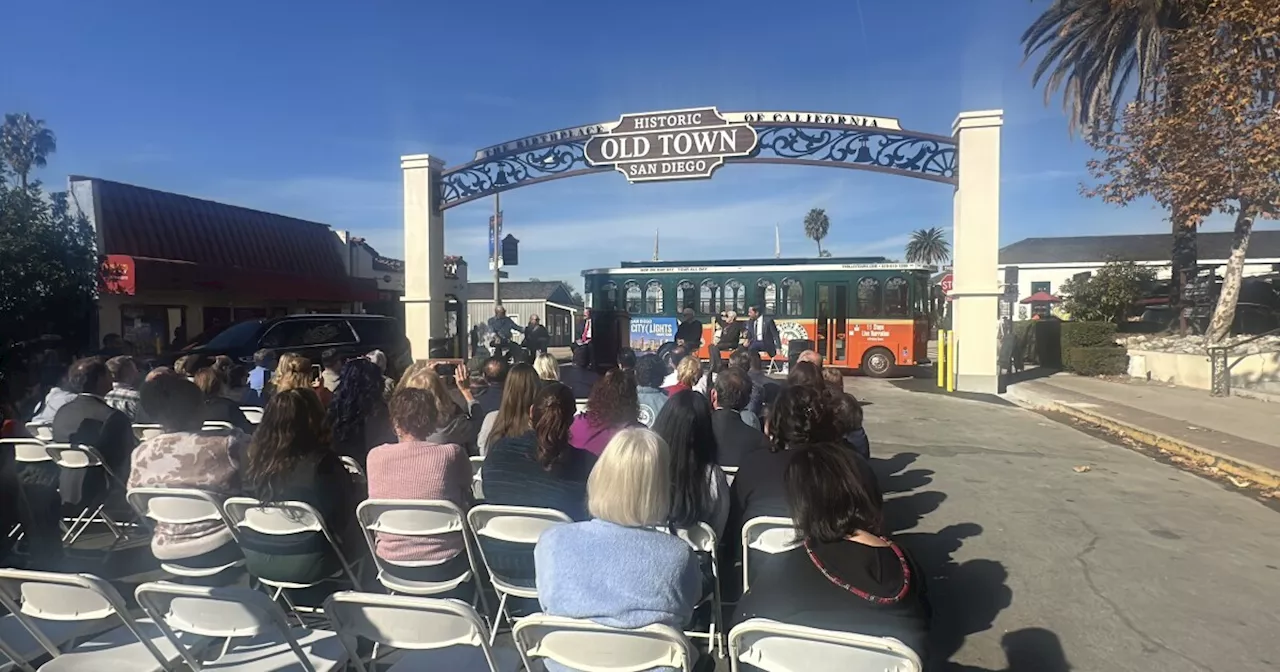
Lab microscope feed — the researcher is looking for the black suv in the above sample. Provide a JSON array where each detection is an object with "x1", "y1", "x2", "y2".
[{"x1": 178, "y1": 314, "x2": 412, "y2": 376}]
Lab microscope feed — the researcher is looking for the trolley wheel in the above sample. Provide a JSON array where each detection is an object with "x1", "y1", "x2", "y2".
[{"x1": 861, "y1": 347, "x2": 895, "y2": 378}]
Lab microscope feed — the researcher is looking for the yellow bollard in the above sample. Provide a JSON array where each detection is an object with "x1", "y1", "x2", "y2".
[
  {"x1": 936, "y1": 331, "x2": 947, "y2": 388},
  {"x1": 946, "y1": 330, "x2": 957, "y2": 392}
]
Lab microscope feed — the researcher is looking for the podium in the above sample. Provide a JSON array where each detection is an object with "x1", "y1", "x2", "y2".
[{"x1": 587, "y1": 310, "x2": 631, "y2": 372}]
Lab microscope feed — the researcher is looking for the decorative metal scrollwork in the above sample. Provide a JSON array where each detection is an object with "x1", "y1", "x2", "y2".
[
  {"x1": 439, "y1": 140, "x2": 605, "y2": 210},
  {"x1": 738, "y1": 126, "x2": 957, "y2": 185}
]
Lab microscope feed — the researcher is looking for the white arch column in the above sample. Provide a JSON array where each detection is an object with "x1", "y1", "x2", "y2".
[
  {"x1": 401, "y1": 154, "x2": 447, "y2": 359},
  {"x1": 950, "y1": 110, "x2": 1003, "y2": 394}
]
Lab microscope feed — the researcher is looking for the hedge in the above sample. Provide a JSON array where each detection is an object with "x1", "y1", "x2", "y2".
[
  {"x1": 1061, "y1": 321, "x2": 1118, "y2": 349},
  {"x1": 1065, "y1": 347, "x2": 1130, "y2": 376}
]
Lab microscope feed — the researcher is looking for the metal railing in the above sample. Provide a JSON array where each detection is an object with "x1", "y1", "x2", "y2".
[{"x1": 1208, "y1": 327, "x2": 1280, "y2": 397}]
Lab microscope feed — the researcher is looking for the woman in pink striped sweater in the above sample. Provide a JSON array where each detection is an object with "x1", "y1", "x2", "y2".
[{"x1": 366, "y1": 386, "x2": 474, "y2": 588}]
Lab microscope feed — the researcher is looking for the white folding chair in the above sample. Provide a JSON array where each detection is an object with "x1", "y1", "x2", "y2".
[
  {"x1": 43, "y1": 443, "x2": 128, "y2": 545},
  {"x1": 465, "y1": 505, "x2": 571, "y2": 642},
  {"x1": 468, "y1": 456, "x2": 484, "y2": 500},
  {"x1": 201, "y1": 421, "x2": 235, "y2": 431},
  {"x1": 672, "y1": 522, "x2": 725, "y2": 658},
  {"x1": 573, "y1": 398, "x2": 588, "y2": 415},
  {"x1": 513, "y1": 613, "x2": 697, "y2": 672},
  {"x1": 1, "y1": 438, "x2": 50, "y2": 465},
  {"x1": 131, "y1": 424, "x2": 164, "y2": 442},
  {"x1": 23, "y1": 425, "x2": 52, "y2": 442},
  {"x1": 125, "y1": 488, "x2": 244, "y2": 579},
  {"x1": 740, "y1": 517, "x2": 798, "y2": 593},
  {"x1": 722, "y1": 465, "x2": 739, "y2": 486},
  {"x1": 0, "y1": 569, "x2": 203, "y2": 672},
  {"x1": 135, "y1": 581, "x2": 347, "y2": 672},
  {"x1": 339, "y1": 456, "x2": 365, "y2": 480},
  {"x1": 238, "y1": 406, "x2": 264, "y2": 425},
  {"x1": 355, "y1": 500, "x2": 487, "y2": 610},
  {"x1": 221, "y1": 497, "x2": 363, "y2": 615},
  {"x1": 728, "y1": 619, "x2": 922, "y2": 672},
  {"x1": 325, "y1": 591, "x2": 517, "y2": 672}
]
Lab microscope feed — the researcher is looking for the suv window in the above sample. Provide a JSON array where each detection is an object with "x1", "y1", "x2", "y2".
[
  {"x1": 350, "y1": 317, "x2": 399, "y2": 345},
  {"x1": 259, "y1": 318, "x2": 357, "y2": 349}
]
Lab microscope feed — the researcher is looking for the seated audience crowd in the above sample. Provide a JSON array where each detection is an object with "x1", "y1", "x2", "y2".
[{"x1": 1, "y1": 339, "x2": 916, "y2": 669}]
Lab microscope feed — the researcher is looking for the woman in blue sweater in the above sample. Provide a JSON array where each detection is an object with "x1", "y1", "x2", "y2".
[{"x1": 534, "y1": 427, "x2": 702, "y2": 672}]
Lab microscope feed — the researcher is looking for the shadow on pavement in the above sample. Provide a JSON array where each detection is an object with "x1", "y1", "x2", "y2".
[{"x1": 946, "y1": 627, "x2": 1072, "y2": 672}]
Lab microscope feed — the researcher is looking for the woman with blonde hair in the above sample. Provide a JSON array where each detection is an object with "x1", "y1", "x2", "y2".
[
  {"x1": 663, "y1": 354, "x2": 704, "y2": 396},
  {"x1": 534, "y1": 428, "x2": 701, "y2": 665},
  {"x1": 397, "y1": 360, "x2": 478, "y2": 449},
  {"x1": 533, "y1": 353, "x2": 560, "y2": 381},
  {"x1": 266, "y1": 353, "x2": 332, "y2": 406}
]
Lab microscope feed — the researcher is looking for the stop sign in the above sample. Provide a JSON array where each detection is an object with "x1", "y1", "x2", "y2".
[{"x1": 940, "y1": 274, "x2": 954, "y2": 294}]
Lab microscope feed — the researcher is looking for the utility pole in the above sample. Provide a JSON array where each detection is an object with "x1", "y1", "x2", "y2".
[{"x1": 492, "y1": 192, "x2": 502, "y2": 308}]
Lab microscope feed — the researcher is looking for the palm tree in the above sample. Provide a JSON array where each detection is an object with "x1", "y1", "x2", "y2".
[
  {"x1": 803, "y1": 208, "x2": 830, "y2": 257},
  {"x1": 905, "y1": 228, "x2": 951, "y2": 266},
  {"x1": 1022, "y1": 0, "x2": 1196, "y2": 311},
  {"x1": 0, "y1": 113, "x2": 57, "y2": 188}
]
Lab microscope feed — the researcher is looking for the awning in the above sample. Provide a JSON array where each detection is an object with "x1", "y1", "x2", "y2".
[{"x1": 1020, "y1": 291, "x2": 1063, "y2": 304}]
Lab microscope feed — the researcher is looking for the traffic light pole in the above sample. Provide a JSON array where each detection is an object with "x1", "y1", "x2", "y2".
[{"x1": 493, "y1": 192, "x2": 502, "y2": 308}]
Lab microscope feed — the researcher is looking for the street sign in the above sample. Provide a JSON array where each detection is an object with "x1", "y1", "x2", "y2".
[
  {"x1": 584, "y1": 107, "x2": 759, "y2": 183},
  {"x1": 940, "y1": 273, "x2": 954, "y2": 294},
  {"x1": 501, "y1": 234, "x2": 519, "y2": 266}
]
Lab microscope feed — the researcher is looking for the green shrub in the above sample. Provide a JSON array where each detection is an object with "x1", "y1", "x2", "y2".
[
  {"x1": 1061, "y1": 321, "x2": 1118, "y2": 349},
  {"x1": 1065, "y1": 347, "x2": 1130, "y2": 376}
]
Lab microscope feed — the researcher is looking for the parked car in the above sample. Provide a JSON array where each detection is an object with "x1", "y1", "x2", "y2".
[{"x1": 170, "y1": 314, "x2": 413, "y2": 377}]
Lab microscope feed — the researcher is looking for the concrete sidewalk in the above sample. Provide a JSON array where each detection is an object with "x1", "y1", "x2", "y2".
[{"x1": 1005, "y1": 373, "x2": 1280, "y2": 488}]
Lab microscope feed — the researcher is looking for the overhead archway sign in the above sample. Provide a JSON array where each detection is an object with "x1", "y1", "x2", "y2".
[{"x1": 584, "y1": 107, "x2": 758, "y2": 182}]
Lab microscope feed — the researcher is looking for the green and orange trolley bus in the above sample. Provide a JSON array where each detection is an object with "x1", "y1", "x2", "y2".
[{"x1": 581, "y1": 257, "x2": 935, "y2": 376}]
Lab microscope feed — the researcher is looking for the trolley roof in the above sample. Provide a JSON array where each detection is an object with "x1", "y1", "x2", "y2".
[{"x1": 582, "y1": 257, "x2": 935, "y2": 276}]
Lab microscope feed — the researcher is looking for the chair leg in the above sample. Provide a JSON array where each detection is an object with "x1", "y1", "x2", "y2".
[
  {"x1": 488, "y1": 592, "x2": 509, "y2": 646},
  {"x1": 62, "y1": 508, "x2": 91, "y2": 542}
]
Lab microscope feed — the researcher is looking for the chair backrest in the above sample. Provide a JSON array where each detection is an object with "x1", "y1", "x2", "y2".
[
  {"x1": 126, "y1": 487, "x2": 233, "y2": 536},
  {"x1": 740, "y1": 516, "x2": 798, "y2": 592},
  {"x1": 222, "y1": 497, "x2": 358, "y2": 586},
  {"x1": 201, "y1": 421, "x2": 234, "y2": 431},
  {"x1": 466, "y1": 505, "x2": 571, "y2": 546},
  {"x1": 24, "y1": 424, "x2": 52, "y2": 442},
  {"x1": 43, "y1": 443, "x2": 103, "y2": 470},
  {"x1": 325, "y1": 591, "x2": 498, "y2": 672},
  {"x1": 513, "y1": 614, "x2": 696, "y2": 672},
  {"x1": 0, "y1": 569, "x2": 167, "y2": 664},
  {"x1": 239, "y1": 406, "x2": 264, "y2": 424},
  {"x1": 722, "y1": 465, "x2": 739, "y2": 486},
  {"x1": 574, "y1": 398, "x2": 589, "y2": 414},
  {"x1": 672, "y1": 521, "x2": 717, "y2": 555},
  {"x1": 132, "y1": 424, "x2": 165, "y2": 441},
  {"x1": 339, "y1": 456, "x2": 365, "y2": 478},
  {"x1": 356, "y1": 499, "x2": 473, "y2": 581},
  {"x1": 1, "y1": 438, "x2": 50, "y2": 463},
  {"x1": 728, "y1": 619, "x2": 922, "y2": 672},
  {"x1": 468, "y1": 456, "x2": 484, "y2": 500},
  {"x1": 135, "y1": 581, "x2": 319, "y2": 672}
]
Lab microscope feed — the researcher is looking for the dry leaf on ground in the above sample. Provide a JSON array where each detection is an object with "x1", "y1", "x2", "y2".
[
  {"x1": 1073, "y1": 465, "x2": 1093, "y2": 473},
  {"x1": 1227, "y1": 476, "x2": 1252, "y2": 488}
]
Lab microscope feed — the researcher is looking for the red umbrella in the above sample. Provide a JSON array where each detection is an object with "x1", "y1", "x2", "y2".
[{"x1": 1020, "y1": 291, "x2": 1062, "y2": 304}]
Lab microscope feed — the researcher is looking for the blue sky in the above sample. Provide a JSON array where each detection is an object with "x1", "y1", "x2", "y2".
[{"x1": 3, "y1": 0, "x2": 1266, "y2": 288}]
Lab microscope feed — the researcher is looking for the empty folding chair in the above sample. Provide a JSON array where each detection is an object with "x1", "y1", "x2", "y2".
[
  {"x1": 740, "y1": 517, "x2": 798, "y2": 593},
  {"x1": 125, "y1": 488, "x2": 245, "y2": 580},
  {"x1": 513, "y1": 614, "x2": 698, "y2": 672},
  {"x1": 221, "y1": 497, "x2": 362, "y2": 615},
  {"x1": 355, "y1": 500, "x2": 486, "y2": 609},
  {"x1": 131, "y1": 424, "x2": 164, "y2": 442},
  {"x1": 0, "y1": 603, "x2": 119, "y2": 672},
  {"x1": 0, "y1": 439, "x2": 50, "y2": 466},
  {"x1": 728, "y1": 619, "x2": 922, "y2": 672},
  {"x1": 135, "y1": 581, "x2": 347, "y2": 671},
  {"x1": 23, "y1": 425, "x2": 52, "y2": 443},
  {"x1": 43, "y1": 444, "x2": 128, "y2": 545},
  {"x1": 0, "y1": 569, "x2": 202, "y2": 672},
  {"x1": 672, "y1": 522, "x2": 725, "y2": 658},
  {"x1": 238, "y1": 407, "x2": 264, "y2": 425},
  {"x1": 465, "y1": 505, "x2": 571, "y2": 642},
  {"x1": 325, "y1": 591, "x2": 518, "y2": 672},
  {"x1": 201, "y1": 421, "x2": 235, "y2": 431},
  {"x1": 468, "y1": 456, "x2": 484, "y2": 500}
]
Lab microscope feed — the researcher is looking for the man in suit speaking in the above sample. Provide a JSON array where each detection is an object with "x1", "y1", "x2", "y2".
[{"x1": 744, "y1": 305, "x2": 781, "y2": 359}]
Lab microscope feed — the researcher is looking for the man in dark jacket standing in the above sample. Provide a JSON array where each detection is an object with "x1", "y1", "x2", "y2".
[
  {"x1": 52, "y1": 357, "x2": 136, "y2": 507},
  {"x1": 524, "y1": 314, "x2": 551, "y2": 355}
]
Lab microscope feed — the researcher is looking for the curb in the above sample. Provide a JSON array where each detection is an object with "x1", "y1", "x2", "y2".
[{"x1": 1007, "y1": 390, "x2": 1280, "y2": 490}]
